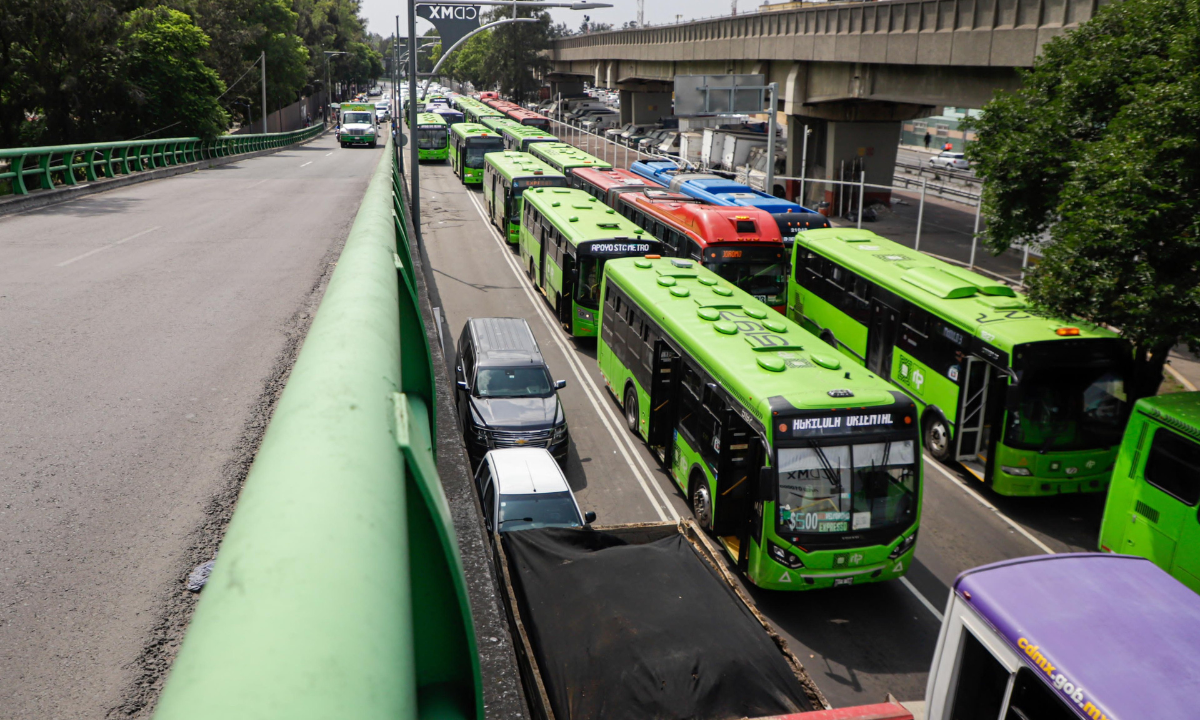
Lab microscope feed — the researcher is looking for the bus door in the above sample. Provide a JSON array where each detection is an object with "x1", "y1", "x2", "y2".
[
  {"x1": 713, "y1": 407, "x2": 758, "y2": 570},
  {"x1": 648, "y1": 340, "x2": 679, "y2": 462},
  {"x1": 537, "y1": 212, "x2": 551, "y2": 281},
  {"x1": 955, "y1": 357, "x2": 993, "y2": 462},
  {"x1": 558, "y1": 249, "x2": 575, "y2": 325},
  {"x1": 866, "y1": 299, "x2": 900, "y2": 378}
]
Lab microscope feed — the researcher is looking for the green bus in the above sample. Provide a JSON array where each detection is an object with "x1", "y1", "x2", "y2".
[
  {"x1": 415, "y1": 112, "x2": 449, "y2": 162},
  {"x1": 529, "y1": 142, "x2": 612, "y2": 177},
  {"x1": 480, "y1": 116, "x2": 522, "y2": 134},
  {"x1": 483, "y1": 152, "x2": 568, "y2": 243},
  {"x1": 463, "y1": 102, "x2": 504, "y2": 125},
  {"x1": 599, "y1": 256, "x2": 922, "y2": 590},
  {"x1": 500, "y1": 124, "x2": 559, "y2": 153},
  {"x1": 786, "y1": 227, "x2": 1130, "y2": 496},
  {"x1": 449, "y1": 123, "x2": 504, "y2": 185},
  {"x1": 1099, "y1": 392, "x2": 1200, "y2": 593},
  {"x1": 520, "y1": 188, "x2": 662, "y2": 337}
]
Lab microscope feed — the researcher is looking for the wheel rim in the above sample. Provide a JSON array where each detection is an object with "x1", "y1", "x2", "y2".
[
  {"x1": 929, "y1": 422, "x2": 949, "y2": 455},
  {"x1": 692, "y1": 483, "x2": 713, "y2": 529},
  {"x1": 625, "y1": 391, "x2": 637, "y2": 430}
]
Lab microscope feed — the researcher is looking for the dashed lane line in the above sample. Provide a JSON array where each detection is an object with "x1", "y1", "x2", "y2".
[{"x1": 56, "y1": 226, "x2": 162, "y2": 267}]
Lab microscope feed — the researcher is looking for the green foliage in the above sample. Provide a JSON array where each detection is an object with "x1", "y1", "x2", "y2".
[
  {"x1": 965, "y1": 0, "x2": 1200, "y2": 397},
  {"x1": 121, "y1": 8, "x2": 229, "y2": 139},
  {"x1": 439, "y1": 7, "x2": 553, "y2": 100}
]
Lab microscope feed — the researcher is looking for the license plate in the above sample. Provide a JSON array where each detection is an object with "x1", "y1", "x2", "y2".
[{"x1": 834, "y1": 577, "x2": 854, "y2": 587}]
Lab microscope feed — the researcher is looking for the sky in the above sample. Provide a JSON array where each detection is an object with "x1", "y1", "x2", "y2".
[{"x1": 359, "y1": 0, "x2": 750, "y2": 39}]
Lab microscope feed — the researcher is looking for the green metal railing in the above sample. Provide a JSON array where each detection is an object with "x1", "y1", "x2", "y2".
[
  {"x1": 0, "y1": 125, "x2": 325, "y2": 196},
  {"x1": 153, "y1": 136, "x2": 482, "y2": 719}
]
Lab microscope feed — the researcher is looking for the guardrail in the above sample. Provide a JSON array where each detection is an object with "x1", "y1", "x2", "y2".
[
  {"x1": 0, "y1": 125, "x2": 324, "y2": 196},
  {"x1": 152, "y1": 135, "x2": 481, "y2": 719}
]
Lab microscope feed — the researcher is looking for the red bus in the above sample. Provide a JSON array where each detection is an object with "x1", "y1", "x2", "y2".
[
  {"x1": 478, "y1": 91, "x2": 499, "y2": 101},
  {"x1": 503, "y1": 107, "x2": 551, "y2": 132},
  {"x1": 615, "y1": 194, "x2": 789, "y2": 311},
  {"x1": 571, "y1": 167, "x2": 669, "y2": 206}
]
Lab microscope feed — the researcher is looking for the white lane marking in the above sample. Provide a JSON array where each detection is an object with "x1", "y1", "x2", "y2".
[
  {"x1": 300, "y1": 161, "x2": 313, "y2": 168},
  {"x1": 900, "y1": 577, "x2": 944, "y2": 622},
  {"x1": 56, "y1": 226, "x2": 161, "y2": 267},
  {"x1": 247, "y1": 179, "x2": 268, "y2": 188},
  {"x1": 324, "y1": 152, "x2": 333, "y2": 157},
  {"x1": 925, "y1": 455, "x2": 1057, "y2": 555},
  {"x1": 462, "y1": 188, "x2": 676, "y2": 521}
]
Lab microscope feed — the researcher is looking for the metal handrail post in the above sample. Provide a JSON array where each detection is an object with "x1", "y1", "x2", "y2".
[
  {"x1": 915, "y1": 178, "x2": 927, "y2": 252},
  {"x1": 969, "y1": 194, "x2": 982, "y2": 269},
  {"x1": 857, "y1": 170, "x2": 865, "y2": 229}
]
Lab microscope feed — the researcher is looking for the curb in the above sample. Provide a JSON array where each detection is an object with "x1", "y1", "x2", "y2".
[{"x1": 0, "y1": 128, "x2": 329, "y2": 218}]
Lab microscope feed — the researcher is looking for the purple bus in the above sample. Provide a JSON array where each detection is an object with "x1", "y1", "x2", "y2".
[{"x1": 922, "y1": 553, "x2": 1200, "y2": 720}]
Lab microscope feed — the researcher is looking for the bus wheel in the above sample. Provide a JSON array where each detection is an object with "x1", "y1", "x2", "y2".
[
  {"x1": 690, "y1": 476, "x2": 713, "y2": 531},
  {"x1": 924, "y1": 415, "x2": 952, "y2": 462},
  {"x1": 820, "y1": 329, "x2": 837, "y2": 348},
  {"x1": 624, "y1": 387, "x2": 639, "y2": 434}
]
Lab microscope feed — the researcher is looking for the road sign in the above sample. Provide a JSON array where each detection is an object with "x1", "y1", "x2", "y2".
[{"x1": 416, "y1": 4, "x2": 483, "y2": 54}]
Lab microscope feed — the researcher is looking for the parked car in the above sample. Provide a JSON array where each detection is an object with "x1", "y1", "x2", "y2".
[
  {"x1": 582, "y1": 113, "x2": 621, "y2": 133},
  {"x1": 572, "y1": 108, "x2": 616, "y2": 129},
  {"x1": 929, "y1": 151, "x2": 970, "y2": 170},
  {"x1": 637, "y1": 128, "x2": 671, "y2": 153},
  {"x1": 474, "y1": 447, "x2": 595, "y2": 534},
  {"x1": 605, "y1": 122, "x2": 636, "y2": 141},
  {"x1": 619, "y1": 124, "x2": 656, "y2": 147},
  {"x1": 455, "y1": 317, "x2": 569, "y2": 467}
]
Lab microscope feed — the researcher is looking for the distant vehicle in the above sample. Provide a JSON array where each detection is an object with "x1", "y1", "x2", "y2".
[
  {"x1": 374, "y1": 101, "x2": 390, "y2": 122},
  {"x1": 336, "y1": 103, "x2": 377, "y2": 148},
  {"x1": 1099, "y1": 392, "x2": 1200, "y2": 592},
  {"x1": 529, "y1": 142, "x2": 612, "y2": 177},
  {"x1": 449, "y1": 123, "x2": 504, "y2": 185},
  {"x1": 415, "y1": 112, "x2": 449, "y2": 162},
  {"x1": 483, "y1": 151, "x2": 568, "y2": 244},
  {"x1": 474, "y1": 448, "x2": 593, "y2": 533},
  {"x1": 929, "y1": 151, "x2": 969, "y2": 170},
  {"x1": 581, "y1": 113, "x2": 620, "y2": 133},
  {"x1": 454, "y1": 316, "x2": 569, "y2": 466}
]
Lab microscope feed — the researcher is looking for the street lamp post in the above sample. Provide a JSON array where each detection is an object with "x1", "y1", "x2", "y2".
[
  {"x1": 406, "y1": 0, "x2": 612, "y2": 248},
  {"x1": 323, "y1": 51, "x2": 348, "y2": 125}
]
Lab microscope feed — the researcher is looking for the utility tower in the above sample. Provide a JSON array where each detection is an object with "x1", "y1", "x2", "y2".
[
  {"x1": 637, "y1": 0, "x2": 644, "y2": 26},
  {"x1": 731, "y1": 0, "x2": 738, "y2": 15}
]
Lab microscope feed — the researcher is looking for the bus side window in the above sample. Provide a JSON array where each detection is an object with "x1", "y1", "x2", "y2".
[
  {"x1": 687, "y1": 238, "x2": 703, "y2": 261},
  {"x1": 947, "y1": 630, "x2": 1010, "y2": 720},
  {"x1": 678, "y1": 363, "x2": 704, "y2": 442},
  {"x1": 904, "y1": 304, "x2": 931, "y2": 337},
  {"x1": 1144, "y1": 427, "x2": 1200, "y2": 505},
  {"x1": 699, "y1": 387, "x2": 725, "y2": 466},
  {"x1": 826, "y1": 261, "x2": 846, "y2": 290}
]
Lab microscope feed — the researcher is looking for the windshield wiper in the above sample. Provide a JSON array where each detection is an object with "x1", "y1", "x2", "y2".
[{"x1": 806, "y1": 440, "x2": 845, "y2": 506}]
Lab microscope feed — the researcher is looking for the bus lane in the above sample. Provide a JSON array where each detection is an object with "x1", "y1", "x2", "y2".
[{"x1": 415, "y1": 160, "x2": 1062, "y2": 709}]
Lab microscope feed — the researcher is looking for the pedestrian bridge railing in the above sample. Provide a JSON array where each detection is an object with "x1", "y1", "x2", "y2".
[
  {"x1": 0, "y1": 125, "x2": 325, "y2": 196},
  {"x1": 151, "y1": 135, "x2": 482, "y2": 719}
]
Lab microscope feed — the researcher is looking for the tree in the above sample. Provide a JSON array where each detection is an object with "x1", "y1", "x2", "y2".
[
  {"x1": 443, "y1": 30, "x2": 494, "y2": 90},
  {"x1": 485, "y1": 7, "x2": 553, "y2": 101},
  {"x1": 119, "y1": 8, "x2": 228, "y2": 139},
  {"x1": 965, "y1": 0, "x2": 1200, "y2": 399}
]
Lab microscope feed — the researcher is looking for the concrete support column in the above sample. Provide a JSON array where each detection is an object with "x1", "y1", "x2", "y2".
[
  {"x1": 619, "y1": 90, "x2": 633, "y2": 125},
  {"x1": 823, "y1": 120, "x2": 900, "y2": 205},
  {"x1": 550, "y1": 79, "x2": 585, "y2": 98}
]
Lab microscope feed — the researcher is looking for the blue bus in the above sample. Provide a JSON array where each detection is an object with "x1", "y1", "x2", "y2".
[
  {"x1": 630, "y1": 160, "x2": 827, "y2": 253},
  {"x1": 428, "y1": 105, "x2": 465, "y2": 127}
]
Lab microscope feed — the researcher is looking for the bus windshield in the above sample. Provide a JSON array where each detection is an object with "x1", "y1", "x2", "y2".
[
  {"x1": 575, "y1": 256, "x2": 604, "y2": 309},
  {"x1": 700, "y1": 246, "x2": 787, "y2": 304},
  {"x1": 417, "y1": 128, "x2": 447, "y2": 149},
  {"x1": 1005, "y1": 365, "x2": 1128, "y2": 451},
  {"x1": 475, "y1": 366, "x2": 553, "y2": 398},
  {"x1": 465, "y1": 138, "x2": 504, "y2": 168},
  {"x1": 776, "y1": 440, "x2": 917, "y2": 534}
]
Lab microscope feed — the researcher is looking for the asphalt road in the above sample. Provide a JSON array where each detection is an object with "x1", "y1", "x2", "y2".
[
  {"x1": 0, "y1": 133, "x2": 382, "y2": 719},
  {"x1": 414, "y1": 158, "x2": 1101, "y2": 709}
]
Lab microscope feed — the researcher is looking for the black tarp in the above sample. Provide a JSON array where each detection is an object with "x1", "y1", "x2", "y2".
[{"x1": 502, "y1": 526, "x2": 816, "y2": 720}]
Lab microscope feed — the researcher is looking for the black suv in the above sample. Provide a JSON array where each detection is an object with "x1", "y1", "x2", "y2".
[{"x1": 455, "y1": 317, "x2": 569, "y2": 466}]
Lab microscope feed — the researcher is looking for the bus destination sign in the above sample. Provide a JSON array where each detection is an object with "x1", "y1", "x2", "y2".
[
  {"x1": 582, "y1": 241, "x2": 658, "y2": 256},
  {"x1": 514, "y1": 177, "x2": 567, "y2": 189},
  {"x1": 778, "y1": 412, "x2": 896, "y2": 438}
]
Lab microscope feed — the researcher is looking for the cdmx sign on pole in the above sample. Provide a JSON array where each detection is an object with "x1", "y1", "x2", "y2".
[{"x1": 416, "y1": 4, "x2": 483, "y2": 54}]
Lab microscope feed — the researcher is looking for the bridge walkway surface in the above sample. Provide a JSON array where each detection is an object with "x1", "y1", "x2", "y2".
[
  {"x1": 0, "y1": 133, "x2": 382, "y2": 719},
  {"x1": 411, "y1": 160, "x2": 1107, "y2": 709}
]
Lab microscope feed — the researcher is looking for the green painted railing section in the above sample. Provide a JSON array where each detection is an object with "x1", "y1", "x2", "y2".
[
  {"x1": 153, "y1": 137, "x2": 482, "y2": 719},
  {"x1": 0, "y1": 125, "x2": 325, "y2": 196}
]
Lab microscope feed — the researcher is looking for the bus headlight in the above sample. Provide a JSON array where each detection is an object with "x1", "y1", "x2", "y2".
[
  {"x1": 576, "y1": 308, "x2": 594, "y2": 322},
  {"x1": 889, "y1": 531, "x2": 918, "y2": 559},
  {"x1": 768, "y1": 541, "x2": 805, "y2": 569},
  {"x1": 1001, "y1": 466, "x2": 1033, "y2": 476}
]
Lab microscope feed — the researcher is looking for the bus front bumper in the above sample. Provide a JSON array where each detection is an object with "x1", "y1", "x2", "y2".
[{"x1": 988, "y1": 445, "x2": 1117, "y2": 496}]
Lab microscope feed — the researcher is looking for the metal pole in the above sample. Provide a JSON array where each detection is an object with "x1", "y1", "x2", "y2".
[
  {"x1": 799, "y1": 124, "x2": 808, "y2": 207},
  {"x1": 765, "y1": 82, "x2": 777, "y2": 197},
  {"x1": 857, "y1": 170, "x2": 865, "y2": 229},
  {"x1": 970, "y1": 194, "x2": 982, "y2": 268},
  {"x1": 915, "y1": 178, "x2": 927, "y2": 251},
  {"x1": 395, "y1": 19, "x2": 405, "y2": 176},
  {"x1": 261, "y1": 51, "x2": 268, "y2": 133},
  {"x1": 408, "y1": 0, "x2": 421, "y2": 245},
  {"x1": 838, "y1": 159, "x2": 845, "y2": 218}
]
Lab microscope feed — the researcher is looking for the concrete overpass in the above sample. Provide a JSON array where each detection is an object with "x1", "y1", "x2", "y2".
[{"x1": 548, "y1": 0, "x2": 1106, "y2": 199}]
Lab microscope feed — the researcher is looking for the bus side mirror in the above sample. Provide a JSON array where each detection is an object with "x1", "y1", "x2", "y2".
[
  {"x1": 757, "y1": 466, "x2": 776, "y2": 502},
  {"x1": 457, "y1": 380, "x2": 469, "y2": 391}
]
